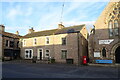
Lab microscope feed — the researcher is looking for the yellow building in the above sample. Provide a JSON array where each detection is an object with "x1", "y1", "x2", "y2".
[{"x1": 20, "y1": 24, "x2": 88, "y2": 65}]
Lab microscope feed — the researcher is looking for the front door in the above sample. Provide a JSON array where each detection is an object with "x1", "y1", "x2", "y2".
[
  {"x1": 115, "y1": 46, "x2": 120, "y2": 63},
  {"x1": 38, "y1": 49, "x2": 43, "y2": 60}
]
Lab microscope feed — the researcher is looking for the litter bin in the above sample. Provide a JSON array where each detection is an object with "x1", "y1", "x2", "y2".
[
  {"x1": 32, "y1": 56, "x2": 37, "y2": 63},
  {"x1": 66, "y1": 59, "x2": 73, "y2": 64},
  {"x1": 50, "y1": 59, "x2": 55, "y2": 63}
]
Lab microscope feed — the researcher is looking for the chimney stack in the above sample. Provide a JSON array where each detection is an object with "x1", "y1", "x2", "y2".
[
  {"x1": 16, "y1": 31, "x2": 19, "y2": 35},
  {"x1": 58, "y1": 23, "x2": 65, "y2": 29},
  {"x1": 28, "y1": 27, "x2": 35, "y2": 34},
  {"x1": 0, "y1": 24, "x2": 5, "y2": 32}
]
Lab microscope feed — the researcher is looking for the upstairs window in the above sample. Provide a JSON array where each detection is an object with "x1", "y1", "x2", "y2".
[
  {"x1": 102, "y1": 47, "x2": 106, "y2": 57},
  {"x1": 114, "y1": 20, "x2": 119, "y2": 36},
  {"x1": 6, "y1": 40, "x2": 9, "y2": 47},
  {"x1": 34, "y1": 38, "x2": 37, "y2": 45},
  {"x1": 62, "y1": 37, "x2": 66, "y2": 45},
  {"x1": 17, "y1": 41, "x2": 19, "y2": 48},
  {"x1": 23, "y1": 40, "x2": 26, "y2": 46},
  {"x1": 10, "y1": 41, "x2": 14, "y2": 48},
  {"x1": 108, "y1": 21, "x2": 113, "y2": 37},
  {"x1": 46, "y1": 37, "x2": 49, "y2": 44}
]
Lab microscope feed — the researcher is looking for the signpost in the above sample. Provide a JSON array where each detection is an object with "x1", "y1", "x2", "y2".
[{"x1": 99, "y1": 39, "x2": 114, "y2": 44}]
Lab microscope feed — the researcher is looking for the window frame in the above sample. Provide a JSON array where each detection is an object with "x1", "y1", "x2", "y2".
[
  {"x1": 114, "y1": 20, "x2": 119, "y2": 36},
  {"x1": 46, "y1": 37, "x2": 49, "y2": 44},
  {"x1": 25, "y1": 49, "x2": 33, "y2": 59},
  {"x1": 108, "y1": 20, "x2": 114, "y2": 37},
  {"x1": 45, "y1": 49, "x2": 50, "y2": 58},
  {"x1": 23, "y1": 40, "x2": 26, "y2": 46},
  {"x1": 6, "y1": 40, "x2": 9, "y2": 47},
  {"x1": 62, "y1": 37, "x2": 67, "y2": 45},
  {"x1": 9, "y1": 41, "x2": 14, "y2": 48},
  {"x1": 33, "y1": 38, "x2": 37, "y2": 45},
  {"x1": 61, "y1": 49, "x2": 67, "y2": 59}
]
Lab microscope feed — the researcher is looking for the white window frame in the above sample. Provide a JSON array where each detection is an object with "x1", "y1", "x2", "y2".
[
  {"x1": 23, "y1": 39, "x2": 26, "y2": 46},
  {"x1": 37, "y1": 48, "x2": 43, "y2": 59},
  {"x1": 46, "y1": 37, "x2": 49, "y2": 44},
  {"x1": 25, "y1": 49, "x2": 33, "y2": 59},
  {"x1": 45, "y1": 49, "x2": 50, "y2": 57},
  {"x1": 33, "y1": 38, "x2": 37, "y2": 45}
]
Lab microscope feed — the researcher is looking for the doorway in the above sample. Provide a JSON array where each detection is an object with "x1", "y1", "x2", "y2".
[
  {"x1": 115, "y1": 46, "x2": 120, "y2": 63},
  {"x1": 38, "y1": 48, "x2": 43, "y2": 60}
]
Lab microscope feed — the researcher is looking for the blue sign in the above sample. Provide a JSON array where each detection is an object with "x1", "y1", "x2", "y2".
[{"x1": 96, "y1": 60, "x2": 113, "y2": 64}]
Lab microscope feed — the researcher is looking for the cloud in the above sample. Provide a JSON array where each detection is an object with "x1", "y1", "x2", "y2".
[{"x1": 7, "y1": 5, "x2": 23, "y2": 20}]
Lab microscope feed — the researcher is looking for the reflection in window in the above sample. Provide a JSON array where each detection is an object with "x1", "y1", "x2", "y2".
[
  {"x1": 108, "y1": 21, "x2": 113, "y2": 37},
  {"x1": 114, "y1": 20, "x2": 119, "y2": 35}
]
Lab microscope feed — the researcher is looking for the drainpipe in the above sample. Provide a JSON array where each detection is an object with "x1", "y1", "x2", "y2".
[{"x1": 77, "y1": 31, "x2": 80, "y2": 66}]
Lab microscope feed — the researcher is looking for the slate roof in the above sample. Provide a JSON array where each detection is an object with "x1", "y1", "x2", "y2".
[
  {"x1": 0, "y1": 31, "x2": 22, "y2": 38},
  {"x1": 23, "y1": 24, "x2": 85, "y2": 38}
]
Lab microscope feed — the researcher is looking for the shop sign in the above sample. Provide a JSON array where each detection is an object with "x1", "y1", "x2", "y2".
[
  {"x1": 99, "y1": 39, "x2": 114, "y2": 44},
  {"x1": 94, "y1": 52, "x2": 100, "y2": 57},
  {"x1": 96, "y1": 60, "x2": 113, "y2": 64}
]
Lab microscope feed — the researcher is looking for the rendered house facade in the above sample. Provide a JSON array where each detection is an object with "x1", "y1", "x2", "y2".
[{"x1": 20, "y1": 24, "x2": 88, "y2": 65}]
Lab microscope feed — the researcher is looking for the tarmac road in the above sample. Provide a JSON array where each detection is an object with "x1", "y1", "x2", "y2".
[{"x1": 2, "y1": 60, "x2": 120, "y2": 79}]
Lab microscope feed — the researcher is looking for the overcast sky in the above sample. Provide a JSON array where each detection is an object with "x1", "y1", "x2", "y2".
[{"x1": 1, "y1": 0, "x2": 110, "y2": 35}]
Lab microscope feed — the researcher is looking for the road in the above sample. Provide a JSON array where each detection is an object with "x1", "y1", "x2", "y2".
[{"x1": 2, "y1": 60, "x2": 120, "y2": 78}]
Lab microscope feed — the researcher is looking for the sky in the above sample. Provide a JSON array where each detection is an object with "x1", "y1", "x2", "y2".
[{"x1": 1, "y1": 0, "x2": 110, "y2": 35}]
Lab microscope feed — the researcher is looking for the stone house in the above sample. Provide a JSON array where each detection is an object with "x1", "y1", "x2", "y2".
[
  {"x1": 20, "y1": 24, "x2": 88, "y2": 65},
  {"x1": 0, "y1": 25, "x2": 22, "y2": 60}
]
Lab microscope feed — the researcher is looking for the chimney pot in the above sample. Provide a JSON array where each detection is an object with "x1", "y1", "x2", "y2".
[
  {"x1": 28, "y1": 27, "x2": 35, "y2": 34},
  {"x1": 0, "y1": 24, "x2": 5, "y2": 32},
  {"x1": 58, "y1": 23, "x2": 65, "y2": 29},
  {"x1": 16, "y1": 31, "x2": 19, "y2": 35}
]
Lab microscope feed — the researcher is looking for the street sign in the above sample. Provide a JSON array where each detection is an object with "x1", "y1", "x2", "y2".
[
  {"x1": 99, "y1": 39, "x2": 114, "y2": 44},
  {"x1": 96, "y1": 60, "x2": 113, "y2": 64},
  {"x1": 94, "y1": 52, "x2": 100, "y2": 57}
]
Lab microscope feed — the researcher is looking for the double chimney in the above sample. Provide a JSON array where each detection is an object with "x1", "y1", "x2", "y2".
[
  {"x1": 28, "y1": 27, "x2": 35, "y2": 34},
  {"x1": 58, "y1": 23, "x2": 65, "y2": 29},
  {"x1": 0, "y1": 24, "x2": 5, "y2": 32}
]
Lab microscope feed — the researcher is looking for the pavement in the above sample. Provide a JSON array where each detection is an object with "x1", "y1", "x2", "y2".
[{"x1": 1, "y1": 60, "x2": 120, "y2": 79}]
